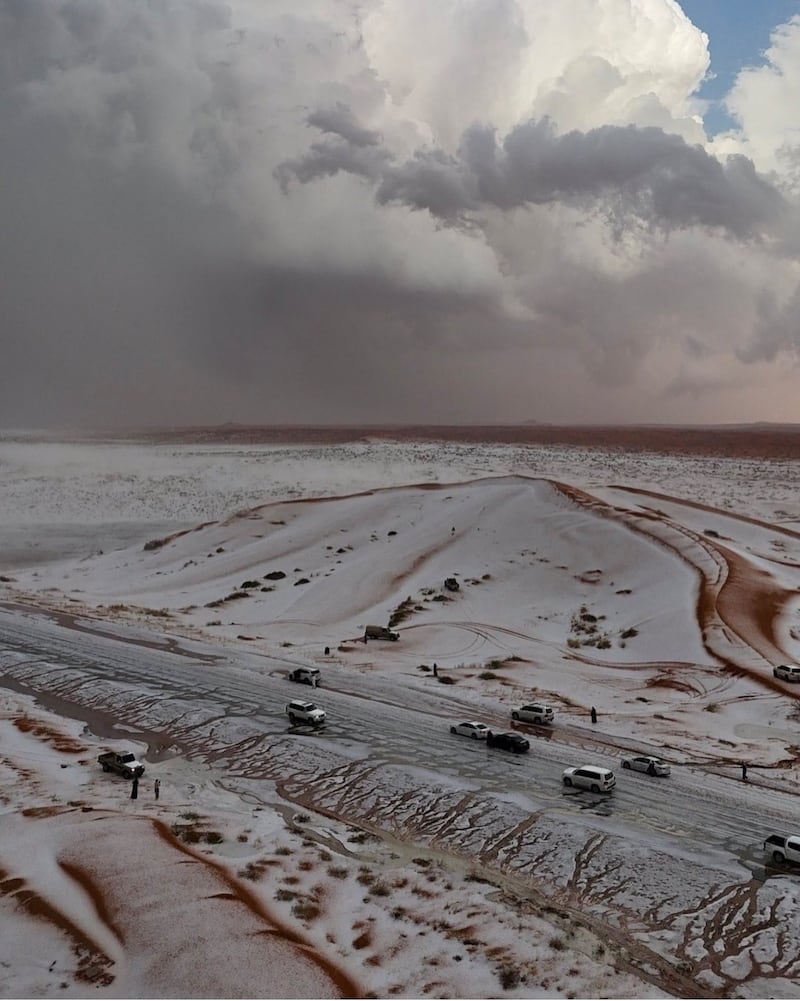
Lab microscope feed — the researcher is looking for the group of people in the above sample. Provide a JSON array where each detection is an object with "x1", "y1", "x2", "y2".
[{"x1": 131, "y1": 777, "x2": 161, "y2": 800}]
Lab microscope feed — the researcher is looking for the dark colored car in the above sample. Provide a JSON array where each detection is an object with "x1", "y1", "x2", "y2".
[{"x1": 487, "y1": 731, "x2": 530, "y2": 754}]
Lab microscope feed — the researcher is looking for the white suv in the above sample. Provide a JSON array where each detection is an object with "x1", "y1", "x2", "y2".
[
  {"x1": 512, "y1": 703, "x2": 554, "y2": 725},
  {"x1": 562, "y1": 765, "x2": 616, "y2": 792},
  {"x1": 773, "y1": 665, "x2": 800, "y2": 682},
  {"x1": 286, "y1": 699, "x2": 326, "y2": 726}
]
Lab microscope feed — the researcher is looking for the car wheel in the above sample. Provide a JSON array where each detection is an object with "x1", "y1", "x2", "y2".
[
  {"x1": 563, "y1": 777, "x2": 572, "y2": 787},
  {"x1": 590, "y1": 784, "x2": 600, "y2": 793},
  {"x1": 471, "y1": 732, "x2": 478, "y2": 739},
  {"x1": 512, "y1": 712, "x2": 520, "y2": 721},
  {"x1": 123, "y1": 769, "x2": 132, "y2": 779},
  {"x1": 101, "y1": 763, "x2": 110, "y2": 772},
  {"x1": 773, "y1": 850, "x2": 785, "y2": 863},
  {"x1": 450, "y1": 727, "x2": 456, "y2": 734},
  {"x1": 622, "y1": 761, "x2": 631, "y2": 769}
]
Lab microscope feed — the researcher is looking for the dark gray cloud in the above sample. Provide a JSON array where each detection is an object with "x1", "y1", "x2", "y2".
[
  {"x1": 1, "y1": 0, "x2": 799, "y2": 430},
  {"x1": 285, "y1": 114, "x2": 788, "y2": 238}
]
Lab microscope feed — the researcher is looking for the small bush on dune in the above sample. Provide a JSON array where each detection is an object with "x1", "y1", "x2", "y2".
[{"x1": 498, "y1": 965, "x2": 521, "y2": 990}]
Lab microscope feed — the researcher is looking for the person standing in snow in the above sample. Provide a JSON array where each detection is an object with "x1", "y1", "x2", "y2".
[
  {"x1": 131, "y1": 776, "x2": 139, "y2": 800},
  {"x1": 590, "y1": 706, "x2": 597, "y2": 724},
  {"x1": 154, "y1": 778, "x2": 161, "y2": 800},
  {"x1": 742, "y1": 762, "x2": 748, "y2": 782}
]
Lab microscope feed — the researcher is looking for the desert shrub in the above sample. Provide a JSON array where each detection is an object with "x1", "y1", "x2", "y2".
[
  {"x1": 479, "y1": 671, "x2": 496, "y2": 680},
  {"x1": 498, "y1": 965, "x2": 521, "y2": 990},
  {"x1": 596, "y1": 637, "x2": 611, "y2": 649},
  {"x1": 357, "y1": 869, "x2": 375, "y2": 886},
  {"x1": 549, "y1": 936, "x2": 566, "y2": 951},
  {"x1": 328, "y1": 866, "x2": 349, "y2": 879},
  {"x1": 180, "y1": 811, "x2": 200, "y2": 821},
  {"x1": 275, "y1": 888, "x2": 295, "y2": 901},
  {"x1": 238, "y1": 862, "x2": 262, "y2": 881},
  {"x1": 275, "y1": 846, "x2": 293, "y2": 856},
  {"x1": 391, "y1": 906, "x2": 407, "y2": 920},
  {"x1": 370, "y1": 881, "x2": 391, "y2": 897},
  {"x1": 437, "y1": 675, "x2": 456, "y2": 685},
  {"x1": 203, "y1": 831, "x2": 223, "y2": 844},
  {"x1": 567, "y1": 638, "x2": 581, "y2": 648},
  {"x1": 224, "y1": 590, "x2": 250, "y2": 601},
  {"x1": 298, "y1": 860, "x2": 314, "y2": 872},
  {"x1": 292, "y1": 899, "x2": 321, "y2": 920},
  {"x1": 621, "y1": 627, "x2": 639, "y2": 639},
  {"x1": 240, "y1": 580, "x2": 260, "y2": 589},
  {"x1": 389, "y1": 597, "x2": 416, "y2": 627},
  {"x1": 349, "y1": 830, "x2": 376, "y2": 844},
  {"x1": 580, "y1": 612, "x2": 597, "y2": 623}
]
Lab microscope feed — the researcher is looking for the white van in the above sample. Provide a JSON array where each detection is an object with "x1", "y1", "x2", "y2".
[{"x1": 562, "y1": 765, "x2": 616, "y2": 792}]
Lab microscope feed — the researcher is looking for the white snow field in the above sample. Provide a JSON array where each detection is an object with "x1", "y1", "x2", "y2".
[{"x1": 1, "y1": 432, "x2": 800, "y2": 999}]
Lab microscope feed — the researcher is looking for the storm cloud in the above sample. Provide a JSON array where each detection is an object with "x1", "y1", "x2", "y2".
[{"x1": 2, "y1": 0, "x2": 800, "y2": 427}]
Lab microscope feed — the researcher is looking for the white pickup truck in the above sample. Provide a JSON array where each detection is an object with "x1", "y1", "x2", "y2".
[{"x1": 764, "y1": 834, "x2": 800, "y2": 864}]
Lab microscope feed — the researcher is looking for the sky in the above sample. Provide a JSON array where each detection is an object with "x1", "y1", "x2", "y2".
[{"x1": 3, "y1": 0, "x2": 800, "y2": 430}]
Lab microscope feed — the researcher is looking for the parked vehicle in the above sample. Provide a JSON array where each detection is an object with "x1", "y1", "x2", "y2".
[
  {"x1": 98, "y1": 751, "x2": 146, "y2": 779},
  {"x1": 621, "y1": 755, "x2": 670, "y2": 777},
  {"x1": 450, "y1": 721, "x2": 490, "y2": 740},
  {"x1": 286, "y1": 699, "x2": 326, "y2": 725},
  {"x1": 764, "y1": 834, "x2": 800, "y2": 864},
  {"x1": 444, "y1": 577, "x2": 460, "y2": 592},
  {"x1": 487, "y1": 731, "x2": 530, "y2": 753},
  {"x1": 288, "y1": 667, "x2": 321, "y2": 687},
  {"x1": 773, "y1": 664, "x2": 800, "y2": 682},
  {"x1": 364, "y1": 625, "x2": 399, "y2": 641},
  {"x1": 512, "y1": 703, "x2": 554, "y2": 725},
  {"x1": 562, "y1": 765, "x2": 616, "y2": 792}
]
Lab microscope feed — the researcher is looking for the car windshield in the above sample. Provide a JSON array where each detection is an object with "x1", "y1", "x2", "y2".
[{"x1": 120, "y1": 753, "x2": 136, "y2": 762}]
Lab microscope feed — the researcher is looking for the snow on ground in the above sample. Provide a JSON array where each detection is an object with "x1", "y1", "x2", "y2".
[
  {"x1": 2, "y1": 433, "x2": 800, "y2": 998},
  {"x1": 0, "y1": 690, "x2": 661, "y2": 1000}
]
